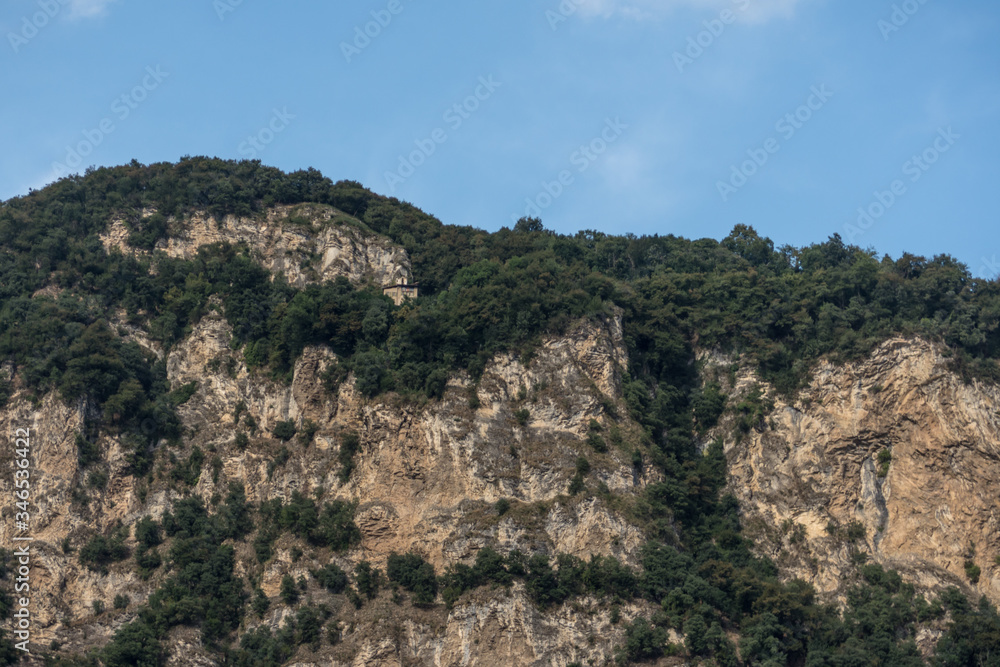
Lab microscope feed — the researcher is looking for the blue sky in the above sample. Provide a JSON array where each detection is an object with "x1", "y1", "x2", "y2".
[{"x1": 2, "y1": 0, "x2": 998, "y2": 276}]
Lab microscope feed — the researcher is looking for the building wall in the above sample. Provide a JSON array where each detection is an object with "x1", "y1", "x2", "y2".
[{"x1": 383, "y1": 286, "x2": 418, "y2": 306}]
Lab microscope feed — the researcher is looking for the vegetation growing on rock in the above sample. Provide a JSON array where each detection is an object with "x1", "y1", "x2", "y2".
[{"x1": 1, "y1": 158, "x2": 998, "y2": 665}]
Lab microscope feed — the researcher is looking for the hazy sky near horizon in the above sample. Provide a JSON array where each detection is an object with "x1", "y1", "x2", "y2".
[{"x1": 1, "y1": 0, "x2": 998, "y2": 276}]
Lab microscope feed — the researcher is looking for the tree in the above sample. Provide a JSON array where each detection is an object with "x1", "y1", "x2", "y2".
[
  {"x1": 313, "y1": 500, "x2": 360, "y2": 550},
  {"x1": 59, "y1": 322, "x2": 130, "y2": 403},
  {"x1": 514, "y1": 217, "x2": 544, "y2": 233},
  {"x1": 252, "y1": 587, "x2": 270, "y2": 617},
  {"x1": 722, "y1": 224, "x2": 776, "y2": 268},
  {"x1": 315, "y1": 563, "x2": 349, "y2": 594},
  {"x1": 355, "y1": 561, "x2": 381, "y2": 600},
  {"x1": 101, "y1": 621, "x2": 161, "y2": 667},
  {"x1": 351, "y1": 350, "x2": 390, "y2": 397},
  {"x1": 272, "y1": 420, "x2": 297, "y2": 441},
  {"x1": 79, "y1": 532, "x2": 129, "y2": 572},
  {"x1": 684, "y1": 614, "x2": 709, "y2": 656},
  {"x1": 135, "y1": 516, "x2": 162, "y2": 550},
  {"x1": 739, "y1": 613, "x2": 790, "y2": 666},
  {"x1": 280, "y1": 574, "x2": 299, "y2": 605},
  {"x1": 623, "y1": 617, "x2": 669, "y2": 662},
  {"x1": 387, "y1": 553, "x2": 438, "y2": 605}
]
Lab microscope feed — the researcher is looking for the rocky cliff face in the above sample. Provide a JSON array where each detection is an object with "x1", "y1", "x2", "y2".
[
  {"x1": 0, "y1": 302, "x2": 657, "y2": 665},
  {"x1": 726, "y1": 338, "x2": 1000, "y2": 606},
  {"x1": 164, "y1": 310, "x2": 645, "y2": 574},
  {"x1": 100, "y1": 203, "x2": 411, "y2": 288},
  {"x1": 6, "y1": 208, "x2": 1000, "y2": 665}
]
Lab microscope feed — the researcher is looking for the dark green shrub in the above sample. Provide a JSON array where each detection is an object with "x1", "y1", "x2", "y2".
[
  {"x1": 338, "y1": 431, "x2": 361, "y2": 483},
  {"x1": 468, "y1": 387, "x2": 481, "y2": 409},
  {"x1": 631, "y1": 448, "x2": 643, "y2": 469},
  {"x1": 167, "y1": 381, "x2": 198, "y2": 406},
  {"x1": 253, "y1": 528, "x2": 278, "y2": 564},
  {"x1": 387, "y1": 553, "x2": 438, "y2": 605},
  {"x1": 568, "y1": 473, "x2": 585, "y2": 495},
  {"x1": 877, "y1": 449, "x2": 893, "y2": 477},
  {"x1": 622, "y1": 617, "x2": 669, "y2": 663},
  {"x1": 135, "y1": 516, "x2": 162, "y2": 550},
  {"x1": 272, "y1": 420, "x2": 297, "y2": 441},
  {"x1": 296, "y1": 606, "x2": 324, "y2": 650},
  {"x1": 234, "y1": 431, "x2": 249, "y2": 450},
  {"x1": 846, "y1": 521, "x2": 866, "y2": 542},
  {"x1": 684, "y1": 614, "x2": 708, "y2": 656},
  {"x1": 210, "y1": 455, "x2": 223, "y2": 483},
  {"x1": 314, "y1": 500, "x2": 361, "y2": 550},
  {"x1": 80, "y1": 530, "x2": 129, "y2": 572},
  {"x1": 352, "y1": 350, "x2": 390, "y2": 397},
  {"x1": 280, "y1": 574, "x2": 299, "y2": 605},
  {"x1": 587, "y1": 432, "x2": 607, "y2": 453},
  {"x1": 315, "y1": 563, "x2": 349, "y2": 594},
  {"x1": 252, "y1": 587, "x2": 270, "y2": 617},
  {"x1": 127, "y1": 211, "x2": 168, "y2": 250},
  {"x1": 100, "y1": 621, "x2": 162, "y2": 666},
  {"x1": 135, "y1": 548, "x2": 162, "y2": 579},
  {"x1": 327, "y1": 621, "x2": 342, "y2": 646},
  {"x1": 692, "y1": 382, "x2": 727, "y2": 430},
  {"x1": 425, "y1": 368, "x2": 450, "y2": 399},
  {"x1": 476, "y1": 547, "x2": 512, "y2": 586},
  {"x1": 218, "y1": 482, "x2": 255, "y2": 540},
  {"x1": 355, "y1": 561, "x2": 381, "y2": 600},
  {"x1": 267, "y1": 446, "x2": 291, "y2": 478},
  {"x1": 172, "y1": 446, "x2": 205, "y2": 486},
  {"x1": 298, "y1": 419, "x2": 319, "y2": 446},
  {"x1": 734, "y1": 385, "x2": 773, "y2": 434},
  {"x1": 77, "y1": 433, "x2": 100, "y2": 468},
  {"x1": 88, "y1": 469, "x2": 108, "y2": 490}
]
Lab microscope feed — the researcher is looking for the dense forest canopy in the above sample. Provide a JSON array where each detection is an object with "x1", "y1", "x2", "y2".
[{"x1": 1, "y1": 157, "x2": 998, "y2": 665}]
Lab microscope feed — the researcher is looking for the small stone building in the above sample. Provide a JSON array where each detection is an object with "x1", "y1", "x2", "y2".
[{"x1": 383, "y1": 279, "x2": 419, "y2": 306}]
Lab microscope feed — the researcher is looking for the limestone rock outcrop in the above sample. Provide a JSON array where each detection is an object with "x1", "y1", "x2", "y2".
[
  {"x1": 100, "y1": 204, "x2": 411, "y2": 288},
  {"x1": 10, "y1": 206, "x2": 1000, "y2": 665},
  {"x1": 727, "y1": 338, "x2": 1000, "y2": 604},
  {"x1": 0, "y1": 308, "x2": 647, "y2": 665}
]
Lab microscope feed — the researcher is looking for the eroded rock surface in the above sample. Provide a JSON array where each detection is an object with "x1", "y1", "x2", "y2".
[
  {"x1": 0, "y1": 311, "x2": 648, "y2": 665},
  {"x1": 100, "y1": 204, "x2": 411, "y2": 288},
  {"x1": 727, "y1": 338, "x2": 1000, "y2": 604}
]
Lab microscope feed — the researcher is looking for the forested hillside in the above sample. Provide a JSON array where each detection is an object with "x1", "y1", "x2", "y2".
[{"x1": 1, "y1": 157, "x2": 998, "y2": 666}]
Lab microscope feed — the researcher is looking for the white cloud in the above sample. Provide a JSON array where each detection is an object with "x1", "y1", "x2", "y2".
[
  {"x1": 574, "y1": 0, "x2": 804, "y2": 24},
  {"x1": 66, "y1": 0, "x2": 117, "y2": 20}
]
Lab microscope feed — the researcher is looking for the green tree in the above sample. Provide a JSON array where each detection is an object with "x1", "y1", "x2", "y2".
[
  {"x1": 272, "y1": 420, "x2": 297, "y2": 441},
  {"x1": 355, "y1": 561, "x2": 381, "y2": 600},
  {"x1": 101, "y1": 621, "x2": 162, "y2": 667},
  {"x1": 622, "y1": 617, "x2": 669, "y2": 662},
  {"x1": 387, "y1": 553, "x2": 439, "y2": 605},
  {"x1": 280, "y1": 574, "x2": 299, "y2": 606}
]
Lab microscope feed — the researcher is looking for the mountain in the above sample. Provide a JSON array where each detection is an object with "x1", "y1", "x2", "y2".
[{"x1": 0, "y1": 157, "x2": 998, "y2": 666}]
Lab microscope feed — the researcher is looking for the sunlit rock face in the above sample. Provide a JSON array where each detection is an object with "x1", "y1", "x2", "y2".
[{"x1": 727, "y1": 338, "x2": 1000, "y2": 606}]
